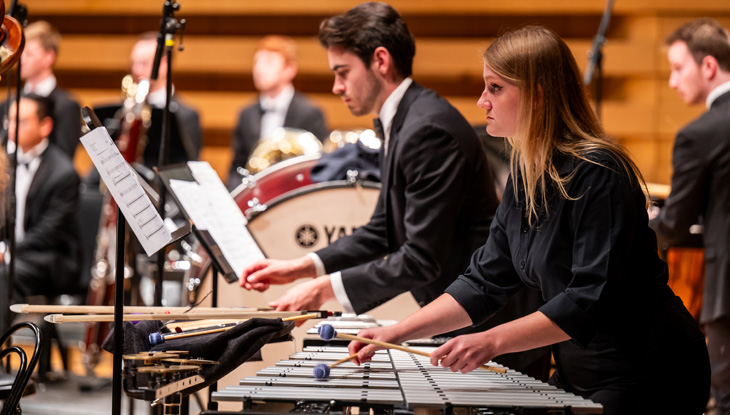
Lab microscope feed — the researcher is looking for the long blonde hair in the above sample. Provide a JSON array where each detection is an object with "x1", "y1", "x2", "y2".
[{"x1": 484, "y1": 26, "x2": 648, "y2": 224}]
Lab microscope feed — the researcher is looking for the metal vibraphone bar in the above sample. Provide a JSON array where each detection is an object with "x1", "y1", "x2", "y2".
[{"x1": 211, "y1": 346, "x2": 603, "y2": 414}]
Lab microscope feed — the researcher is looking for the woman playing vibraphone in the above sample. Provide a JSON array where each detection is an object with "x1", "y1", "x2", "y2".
[{"x1": 349, "y1": 25, "x2": 710, "y2": 415}]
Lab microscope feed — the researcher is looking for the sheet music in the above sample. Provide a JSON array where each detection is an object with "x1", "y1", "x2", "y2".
[
  {"x1": 80, "y1": 127, "x2": 172, "y2": 256},
  {"x1": 170, "y1": 161, "x2": 265, "y2": 278}
]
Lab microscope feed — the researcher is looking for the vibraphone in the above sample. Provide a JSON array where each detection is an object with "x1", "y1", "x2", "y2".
[{"x1": 209, "y1": 346, "x2": 603, "y2": 414}]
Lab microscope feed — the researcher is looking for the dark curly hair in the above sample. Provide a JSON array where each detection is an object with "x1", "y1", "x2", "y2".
[{"x1": 318, "y1": 2, "x2": 416, "y2": 78}]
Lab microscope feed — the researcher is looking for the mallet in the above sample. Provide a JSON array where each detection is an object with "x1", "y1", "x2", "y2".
[
  {"x1": 313, "y1": 323, "x2": 506, "y2": 378},
  {"x1": 312, "y1": 352, "x2": 359, "y2": 379}
]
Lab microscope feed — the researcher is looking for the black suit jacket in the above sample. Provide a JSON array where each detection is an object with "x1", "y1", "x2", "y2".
[
  {"x1": 650, "y1": 90, "x2": 730, "y2": 324},
  {"x1": 316, "y1": 82, "x2": 499, "y2": 314},
  {"x1": 142, "y1": 97, "x2": 203, "y2": 169},
  {"x1": 227, "y1": 92, "x2": 328, "y2": 189},
  {"x1": 47, "y1": 87, "x2": 82, "y2": 159},
  {"x1": 17, "y1": 144, "x2": 82, "y2": 295}
]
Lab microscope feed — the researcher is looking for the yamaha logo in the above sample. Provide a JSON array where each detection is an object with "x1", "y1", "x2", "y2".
[{"x1": 295, "y1": 225, "x2": 318, "y2": 247}]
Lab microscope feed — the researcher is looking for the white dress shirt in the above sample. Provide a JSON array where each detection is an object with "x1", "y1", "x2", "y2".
[
  {"x1": 259, "y1": 85, "x2": 295, "y2": 139},
  {"x1": 313, "y1": 78, "x2": 413, "y2": 313},
  {"x1": 706, "y1": 80, "x2": 730, "y2": 109},
  {"x1": 146, "y1": 85, "x2": 177, "y2": 109},
  {"x1": 10, "y1": 139, "x2": 49, "y2": 242},
  {"x1": 23, "y1": 75, "x2": 57, "y2": 97}
]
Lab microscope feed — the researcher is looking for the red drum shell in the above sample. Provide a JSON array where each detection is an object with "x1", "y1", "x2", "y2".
[{"x1": 232, "y1": 154, "x2": 319, "y2": 216}]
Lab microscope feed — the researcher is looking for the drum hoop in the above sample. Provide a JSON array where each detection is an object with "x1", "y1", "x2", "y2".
[
  {"x1": 230, "y1": 153, "x2": 321, "y2": 198},
  {"x1": 249, "y1": 180, "x2": 381, "y2": 218}
]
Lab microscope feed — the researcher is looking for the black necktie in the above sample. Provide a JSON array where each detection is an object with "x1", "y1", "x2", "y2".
[
  {"x1": 373, "y1": 118, "x2": 384, "y2": 139},
  {"x1": 373, "y1": 118, "x2": 386, "y2": 166}
]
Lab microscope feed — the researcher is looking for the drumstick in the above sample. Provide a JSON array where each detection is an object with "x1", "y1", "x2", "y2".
[
  {"x1": 11, "y1": 304, "x2": 264, "y2": 315},
  {"x1": 313, "y1": 353, "x2": 358, "y2": 379},
  {"x1": 44, "y1": 310, "x2": 329, "y2": 323},
  {"x1": 149, "y1": 313, "x2": 320, "y2": 346},
  {"x1": 317, "y1": 324, "x2": 506, "y2": 374}
]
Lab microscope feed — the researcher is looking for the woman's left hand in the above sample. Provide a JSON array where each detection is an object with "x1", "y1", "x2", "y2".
[{"x1": 430, "y1": 331, "x2": 498, "y2": 373}]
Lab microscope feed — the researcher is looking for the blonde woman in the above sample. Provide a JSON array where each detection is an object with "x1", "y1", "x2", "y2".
[{"x1": 349, "y1": 26, "x2": 710, "y2": 415}]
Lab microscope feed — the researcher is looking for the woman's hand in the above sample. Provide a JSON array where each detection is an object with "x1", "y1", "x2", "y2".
[
  {"x1": 347, "y1": 325, "x2": 405, "y2": 365},
  {"x1": 431, "y1": 331, "x2": 498, "y2": 373}
]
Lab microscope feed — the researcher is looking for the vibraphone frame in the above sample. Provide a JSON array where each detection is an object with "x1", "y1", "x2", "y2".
[{"x1": 203, "y1": 346, "x2": 602, "y2": 415}]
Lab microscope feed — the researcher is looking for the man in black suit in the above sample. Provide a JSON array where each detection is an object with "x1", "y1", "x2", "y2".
[
  {"x1": 0, "y1": 95, "x2": 81, "y2": 334},
  {"x1": 227, "y1": 35, "x2": 328, "y2": 190},
  {"x1": 242, "y1": 2, "x2": 498, "y2": 317},
  {"x1": 5, "y1": 21, "x2": 82, "y2": 159},
  {"x1": 130, "y1": 33, "x2": 203, "y2": 168},
  {"x1": 649, "y1": 18, "x2": 730, "y2": 415}
]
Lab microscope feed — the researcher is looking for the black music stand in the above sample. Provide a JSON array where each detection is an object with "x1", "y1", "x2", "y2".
[
  {"x1": 80, "y1": 107, "x2": 191, "y2": 415},
  {"x1": 157, "y1": 162, "x2": 269, "y2": 410},
  {"x1": 157, "y1": 163, "x2": 264, "y2": 285}
]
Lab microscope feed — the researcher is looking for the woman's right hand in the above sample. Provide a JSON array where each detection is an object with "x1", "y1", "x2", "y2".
[{"x1": 348, "y1": 325, "x2": 404, "y2": 365}]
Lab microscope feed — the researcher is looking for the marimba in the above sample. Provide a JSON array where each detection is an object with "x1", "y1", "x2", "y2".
[{"x1": 210, "y1": 346, "x2": 603, "y2": 414}]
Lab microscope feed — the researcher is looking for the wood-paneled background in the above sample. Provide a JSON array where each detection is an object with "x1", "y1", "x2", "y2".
[{"x1": 3, "y1": 0, "x2": 730, "y2": 184}]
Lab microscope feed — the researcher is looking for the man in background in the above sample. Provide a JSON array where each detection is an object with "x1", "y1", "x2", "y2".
[
  {"x1": 3, "y1": 21, "x2": 82, "y2": 159},
  {"x1": 650, "y1": 18, "x2": 730, "y2": 415},
  {"x1": 227, "y1": 35, "x2": 328, "y2": 189},
  {"x1": 129, "y1": 32, "x2": 203, "y2": 168},
  {"x1": 0, "y1": 95, "x2": 81, "y2": 334}
]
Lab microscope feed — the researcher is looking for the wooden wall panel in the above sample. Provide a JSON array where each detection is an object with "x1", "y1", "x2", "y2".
[
  {"x1": 16, "y1": 0, "x2": 730, "y2": 16},
  {"x1": 2, "y1": 1, "x2": 729, "y2": 185}
]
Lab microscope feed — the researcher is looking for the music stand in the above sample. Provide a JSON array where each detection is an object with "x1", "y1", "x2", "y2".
[
  {"x1": 80, "y1": 106, "x2": 191, "y2": 415},
  {"x1": 157, "y1": 164, "x2": 241, "y2": 285},
  {"x1": 157, "y1": 161, "x2": 267, "y2": 410}
]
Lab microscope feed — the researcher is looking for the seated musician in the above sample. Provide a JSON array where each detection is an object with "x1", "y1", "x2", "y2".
[
  {"x1": 241, "y1": 3, "x2": 552, "y2": 380},
  {"x1": 347, "y1": 26, "x2": 711, "y2": 415},
  {"x1": 0, "y1": 95, "x2": 81, "y2": 334},
  {"x1": 227, "y1": 35, "x2": 329, "y2": 190},
  {"x1": 648, "y1": 18, "x2": 730, "y2": 415},
  {"x1": 129, "y1": 32, "x2": 203, "y2": 168}
]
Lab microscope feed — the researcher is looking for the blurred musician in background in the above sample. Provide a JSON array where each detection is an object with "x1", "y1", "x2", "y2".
[
  {"x1": 649, "y1": 18, "x2": 730, "y2": 415},
  {"x1": 129, "y1": 32, "x2": 203, "y2": 168},
  {"x1": 227, "y1": 35, "x2": 328, "y2": 190},
  {"x1": 348, "y1": 26, "x2": 710, "y2": 415},
  {"x1": 0, "y1": 21, "x2": 82, "y2": 159},
  {"x1": 0, "y1": 95, "x2": 81, "y2": 334}
]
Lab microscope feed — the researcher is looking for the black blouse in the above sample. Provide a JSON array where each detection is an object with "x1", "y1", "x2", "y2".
[{"x1": 445, "y1": 150, "x2": 670, "y2": 348}]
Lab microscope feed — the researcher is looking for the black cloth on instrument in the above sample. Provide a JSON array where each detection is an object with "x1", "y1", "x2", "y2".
[
  {"x1": 310, "y1": 141, "x2": 380, "y2": 183},
  {"x1": 102, "y1": 318, "x2": 295, "y2": 396}
]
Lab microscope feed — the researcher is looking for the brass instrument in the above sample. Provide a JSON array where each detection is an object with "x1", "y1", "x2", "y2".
[
  {"x1": 245, "y1": 128, "x2": 322, "y2": 174},
  {"x1": 322, "y1": 128, "x2": 381, "y2": 154}
]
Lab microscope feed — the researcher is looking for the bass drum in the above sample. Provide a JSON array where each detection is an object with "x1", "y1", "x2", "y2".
[{"x1": 248, "y1": 181, "x2": 379, "y2": 258}]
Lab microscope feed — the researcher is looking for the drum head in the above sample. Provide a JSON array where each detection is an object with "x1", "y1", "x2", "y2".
[{"x1": 247, "y1": 181, "x2": 380, "y2": 258}]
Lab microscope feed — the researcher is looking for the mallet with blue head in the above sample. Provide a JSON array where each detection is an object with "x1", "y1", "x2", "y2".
[{"x1": 313, "y1": 323, "x2": 506, "y2": 379}]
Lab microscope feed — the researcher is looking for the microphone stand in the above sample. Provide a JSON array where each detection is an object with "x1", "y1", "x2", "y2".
[
  {"x1": 150, "y1": 0, "x2": 185, "y2": 308},
  {"x1": 584, "y1": 0, "x2": 615, "y2": 121}
]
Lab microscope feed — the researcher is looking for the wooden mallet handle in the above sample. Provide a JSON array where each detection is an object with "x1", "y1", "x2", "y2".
[{"x1": 335, "y1": 331, "x2": 506, "y2": 374}]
